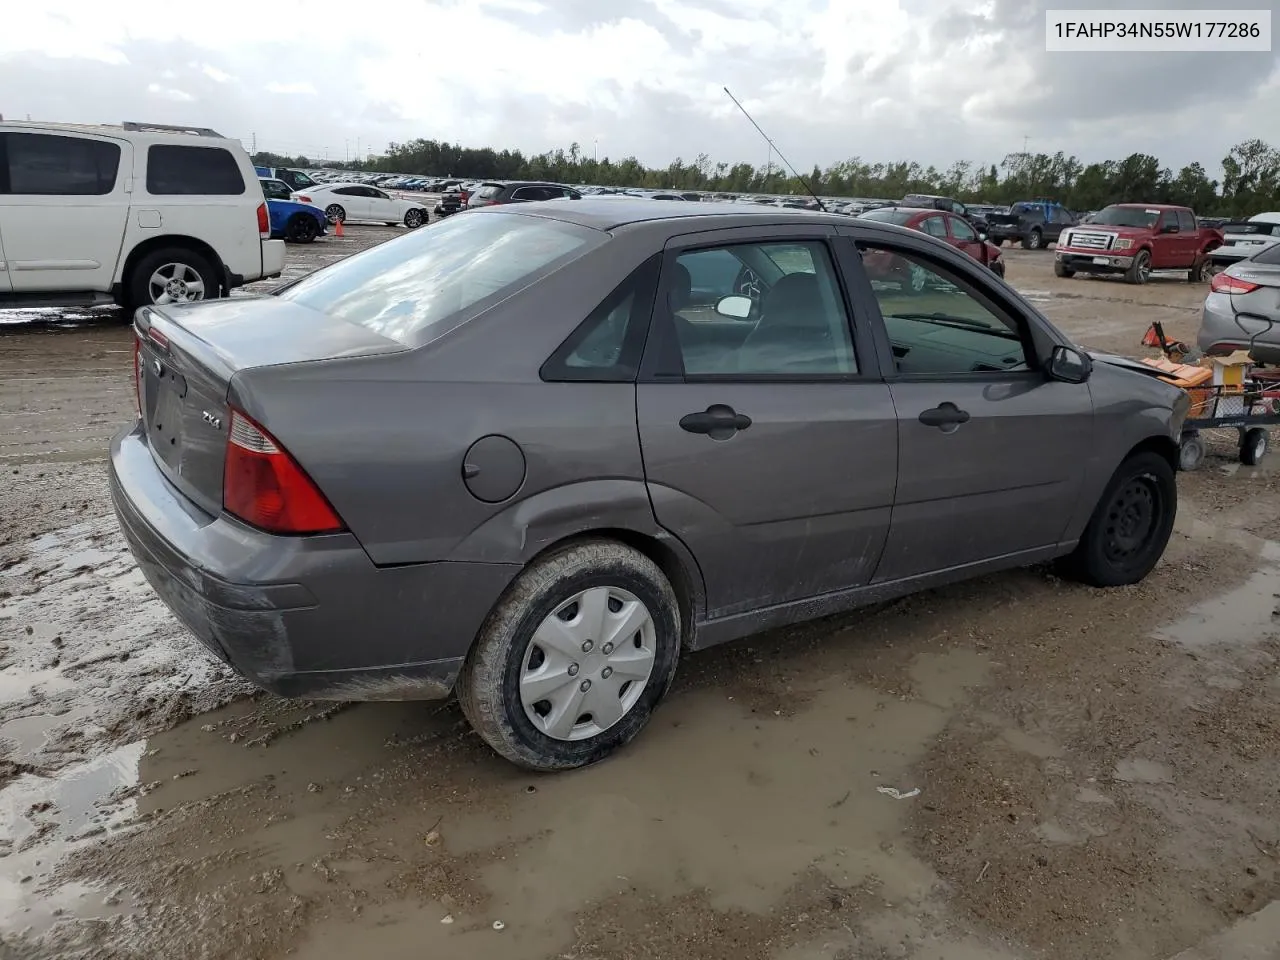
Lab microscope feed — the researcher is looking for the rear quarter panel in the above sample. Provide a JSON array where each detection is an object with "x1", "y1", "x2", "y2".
[{"x1": 227, "y1": 226, "x2": 673, "y2": 568}]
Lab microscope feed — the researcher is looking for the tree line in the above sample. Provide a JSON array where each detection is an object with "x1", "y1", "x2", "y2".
[{"x1": 253, "y1": 137, "x2": 1280, "y2": 217}]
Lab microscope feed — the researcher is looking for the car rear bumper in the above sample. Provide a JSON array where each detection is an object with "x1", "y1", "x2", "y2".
[
  {"x1": 1057, "y1": 250, "x2": 1134, "y2": 273},
  {"x1": 108, "y1": 422, "x2": 520, "y2": 700}
]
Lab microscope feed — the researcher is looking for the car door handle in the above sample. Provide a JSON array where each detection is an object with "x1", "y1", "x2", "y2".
[
  {"x1": 679, "y1": 404, "x2": 752, "y2": 438},
  {"x1": 918, "y1": 403, "x2": 970, "y2": 428}
]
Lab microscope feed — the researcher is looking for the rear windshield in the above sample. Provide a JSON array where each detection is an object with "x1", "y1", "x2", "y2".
[
  {"x1": 1228, "y1": 221, "x2": 1280, "y2": 236},
  {"x1": 859, "y1": 208, "x2": 914, "y2": 225},
  {"x1": 277, "y1": 212, "x2": 598, "y2": 345},
  {"x1": 1254, "y1": 244, "x2": 1280, "y2": 266},
  {"x1": 1091, "y1": 206, "x2": 1160, "y2": 228},
  {"x1": 474, "y1": 183, "x2": 503, "y2": 199}
]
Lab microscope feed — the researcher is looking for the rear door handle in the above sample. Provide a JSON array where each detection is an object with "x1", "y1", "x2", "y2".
[
  {"x1": 679, "y1": 404, "x2": 752, "y2": 439},
  {"x1": 918, "y1": 402, "x2": 970, "y2": 428}
]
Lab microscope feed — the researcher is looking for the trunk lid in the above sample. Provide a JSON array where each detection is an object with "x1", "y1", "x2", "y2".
[{"x1": 135, "y1": 295, "x2": 407, "y2": 516}]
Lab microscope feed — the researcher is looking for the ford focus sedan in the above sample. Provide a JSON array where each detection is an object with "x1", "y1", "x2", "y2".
[{"x1": 110, "y1": 199, "x2": 1188, "y2": 771}]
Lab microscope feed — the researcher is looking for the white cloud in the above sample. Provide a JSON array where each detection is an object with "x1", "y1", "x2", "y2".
[
  {"x1": 145, "y1": 82, "x2": 194, "y2": 102},
  {"x1": 265, "y1": 81, "x2": 316, "y2": 95}
]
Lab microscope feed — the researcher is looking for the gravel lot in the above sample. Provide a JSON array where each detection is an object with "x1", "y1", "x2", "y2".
[{"x1": 2, "y1": 229, "x2": 1279, "y2": 960}]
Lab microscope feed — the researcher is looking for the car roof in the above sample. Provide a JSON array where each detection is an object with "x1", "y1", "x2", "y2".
[
  {"x1": 481, "y1": 197, "x2": 858, "y2": 231},
  {"x1": 0, "y1": 120, "x2": 241, "y2": 147},
  {"x1": 1112, "y1": 202, "x2": 1183, "y2": 210}
]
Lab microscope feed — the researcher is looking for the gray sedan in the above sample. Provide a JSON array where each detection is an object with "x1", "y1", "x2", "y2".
[
  {"x1": 110, "y1": 199, "x2": 1189, "y2": 771},
  {"x1": 1198, "y1": 243, "x2": 1280, "y2": 362}
]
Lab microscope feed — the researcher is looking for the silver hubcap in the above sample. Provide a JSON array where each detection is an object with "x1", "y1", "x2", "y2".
[
  {"x1": 148, "y1": 262, "x2": 205, "y2": 305},
  {"x1": 1138, "y1": 257, "x2": 1150, "y2": 281},
  {"x1": 326, "y1": 205, "x2": 344, "y2": 222},
  {"x1": 407, "y1": 211, "x2": 421, "y2": 226},
  {"x1": 519, "y1": 586, "x2": 657, "y2": 741}
]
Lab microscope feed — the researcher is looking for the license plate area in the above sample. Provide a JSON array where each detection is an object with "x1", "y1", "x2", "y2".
[
  {"x1": 1092, "y1": 257, "x2": 1110, "y2": 265},
  {"x1": 142, "y1": 351, "x2": 189, "y2": 471}
]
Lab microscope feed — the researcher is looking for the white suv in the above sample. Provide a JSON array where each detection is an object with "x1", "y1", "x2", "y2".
[{"x1": 0, "y1": 120, "x2": 286, "y2": 310}]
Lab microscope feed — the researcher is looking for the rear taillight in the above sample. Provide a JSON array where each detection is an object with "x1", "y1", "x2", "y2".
[
  {"x1": 1211, "y1": 273, "x2": 1260, "y2": 295},
  {"x1": 133, "y1": 336, "x2": 142, "y2": 415},
  {"x1": 295, "y1": 194, "x2": 312, "y2": 203},
  {"x1": 256, "y1": 202, "x2": 270, "y2": 239},
  {"x1": 222, "y1": 409, "x2": 344, "y2": 535}
]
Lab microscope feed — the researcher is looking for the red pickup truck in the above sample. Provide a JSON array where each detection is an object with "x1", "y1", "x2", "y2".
[{"x1": 1054, "y1": 204, "x2": 1223, "y2": 285}]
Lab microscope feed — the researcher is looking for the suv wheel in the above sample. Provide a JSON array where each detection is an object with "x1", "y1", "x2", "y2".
[
  {"x1": 127, "y1": 247, "x2": 219, "y2": 308},
  {"x1": 457, "y1": 540, "x2": 682, "y2": 771},
  {"x1": 1057, "y1": 451, "x2": 1177, "y2": 587}
]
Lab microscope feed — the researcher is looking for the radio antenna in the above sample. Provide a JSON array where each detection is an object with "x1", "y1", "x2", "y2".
[{"x1": 723, "y1": 86, "x2": 826, "y2": 212}]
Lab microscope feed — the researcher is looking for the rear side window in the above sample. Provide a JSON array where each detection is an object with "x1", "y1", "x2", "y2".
[
  {"x1": 541, "y1": 255, "x2": 660, "y2": 382},
  {"x1": 0, "y1": 133, "x2": 121, "y2": 195},
  {"x1": 1177, "y1": 210, "x2": 1196, "y2": 232},
  {"x1": 146, "y1": 145, "x2": 245, "y2": 195},
  {"x1": 278, "y1": 211, "x2": 598, "y2": 346}
]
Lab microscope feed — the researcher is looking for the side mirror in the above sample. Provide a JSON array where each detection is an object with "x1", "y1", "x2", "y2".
[
  {"x1": 978, "y1": 232, "x2": 988, "y2": 242},
  {"x1": 714, "y1": 295, "x2": 753, "y2": 320},
  {"x1": 1047, "y1": 344, "x2": 1092, "y2": 384}
]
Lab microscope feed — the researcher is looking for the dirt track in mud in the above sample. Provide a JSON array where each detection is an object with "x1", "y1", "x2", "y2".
[{"x1": 3, "y1": 232, "x2": 1280, "y2": 960}]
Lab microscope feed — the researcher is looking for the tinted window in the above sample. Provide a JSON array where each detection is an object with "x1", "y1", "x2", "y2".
[
  {"x1": 278, "y1": 212, "x2": 597, "y2": 346},
  {"x1": 2, "y1": 133, "x2": 120, "y2": 195},
  {"x1": 334, "y1": 187, "x2": 360, "y2": 196},
  {"x1": 1177, "y1": 210, "x2": 1197, "y2": 232},
  {"x1": 146, "y1": 145, "x2": 245, "y2": 195},
  {"x1": 920, "y1": 216, "x2": 948, "y2": 239},
  {"x1": 1253, "y1": 244, "x2": 1280, "y2": 266},
  {"x1": 260, "y1": 179, "x2": 292, "y2": 200},
  {"x1": 542, "y1": 256, "x2": 659, "y2": 382},
  {"x1": 475, "y1": 184, "x2": 503, "y2": 199},
  {"x1": 1091, "y1": 206, "x2": 1159, "y2": 228},
  {"x1": 668, "y1": 240, "x2": 857, "y2": 377},
  {"x1": 950, "y1": 217, "x2": 976, "y2": 241},
  {"x1": 858, "y1": 245, "x2": 1031, "y2": 376}
]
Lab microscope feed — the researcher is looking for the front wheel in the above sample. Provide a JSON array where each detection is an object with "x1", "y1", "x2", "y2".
[
  {"x1": 1054, "y1": 260, "x2": 1075, "y2": 278},
  {"x1": 404, "y1": 208, "x2": 425, "y2": 229},
  {"x1": 1125, "y1": 250, "x2": 1152, "y2": 285},
  {"x1": 1057, "y1": 451, "x2": 1177, "y2": 587},
  {"x1": 457, "y1": 540, "x2": 682, "y2": 771}
]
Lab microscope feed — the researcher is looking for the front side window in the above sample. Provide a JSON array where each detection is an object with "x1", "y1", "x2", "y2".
[
  {"x1": 278, "y1": 210, "x2": 597, "y2": 346},
  {"x1": 1, "y1": 133, "x2": 121, "y2": 195},
  {"x1": 950, "y1": 217, "x2": 977, "y2": 241},
  {"x1": 146, "y1": 145, "x2": 245, "y2": 195},
  {"x1": 858, "y1": 245, "x2": 1031, "y2": 376},
  {"x1": 667, "y1": 240, "x2": 857, "y2": 377}
]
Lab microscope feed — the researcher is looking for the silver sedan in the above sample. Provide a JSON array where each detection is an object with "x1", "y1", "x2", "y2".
[{"x1": 1198, "y1": 243, "x2": 1280, "y2": 362}]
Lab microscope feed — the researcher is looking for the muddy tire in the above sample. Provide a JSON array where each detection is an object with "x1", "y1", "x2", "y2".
[
  {"x1": 1057, "y1": 451, "x2": 1177, "y2": 587},
  {"x1": 1054, "y1": 260, "x2": 1074, "y2": 278},
  {"x1": 1125, "y1": 250, "x2": 1152, "y2": 285},
  {"x1": 456, "y1": 539, "x2": 681, "y2": 772}
]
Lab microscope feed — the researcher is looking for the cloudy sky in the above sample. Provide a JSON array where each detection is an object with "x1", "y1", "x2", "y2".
[{"x1": 2, "y1": 0, "x2": 1277, "y2": 176}]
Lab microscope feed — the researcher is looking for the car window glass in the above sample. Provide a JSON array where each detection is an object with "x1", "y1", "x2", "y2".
[
  {"x1": 921, "y1": 216, "x2": 948, "y2": 238},
  {"x1": 857, "y1": 244, "x2": 1031, "y2": 376},
  {"x1": 542, "y1": 256, "x2": 660, "y2": 382},
  {"x1": 261, "y1": 179, "x2": 291, "y2": 200},
  {"x1": 950, "y1": 217, "x2": 976, "y2": 241},
  {"x1": 146, "y1": 145, "x2": 245, "y2": 195},
  {"x1": 475, "y1": 184, "x2": 502, "y2": 199},
  {"x1": 668, "y1": 240, "x2": 857, "y2": 377},
  {"x1": 279, "y1": 211, "x2": 597, "y2": 346},
  {"x1": 951, "y1": 202, "x2": 965, "y2": 215},
  {"x1": 2, "y1": 133, "x2": 121, "y2": 195},
  {"x1": 334, "y1": 186, "x2": 358, "y2": 196},
  {"x1": 1177, "y1": 210, "x2": 1196, "y2": 232},
  {"x1": 1253, "y1": 244, "x2": 1280, "y2": 266}
]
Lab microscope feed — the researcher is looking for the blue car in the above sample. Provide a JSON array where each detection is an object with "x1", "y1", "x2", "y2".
[{"x1": 259, "y1": 178, "x2": 329, "y2": 244}]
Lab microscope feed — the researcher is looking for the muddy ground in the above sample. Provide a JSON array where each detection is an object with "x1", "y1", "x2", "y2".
[{"x1": 2, "y1": 231, "x2": 1279, "y2": 960}]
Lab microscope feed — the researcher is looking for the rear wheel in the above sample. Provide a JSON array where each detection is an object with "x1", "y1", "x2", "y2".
[
  {"x1": 285, "y1": 214, "x2": 319, "y2": 243},
  {"x1": 324, "y1": 204, "x2": 346, "y2": 224},
  {"x1": 1023, "y1": 228, "x2": 1043, "y2": 250},
  {"x1": 1179, "y1": 432, "x2": 1207, "y2": 472},
  {"x1": 126, "y1": 247, "x2": 219, "y2": 309},
  {"x1": 1187, "y1": 257, "x2": 1208, "y2": 283},
  {"x1": 457, "y1": 540, "x2": 682, "y2": 771},
  {"x1": 1058, "y1": 451, "x2": 1177, "y2": 587}
]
